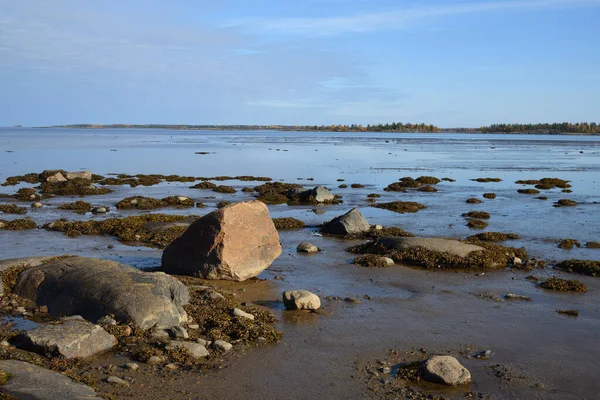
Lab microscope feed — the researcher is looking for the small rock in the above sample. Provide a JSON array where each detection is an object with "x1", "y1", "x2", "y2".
[
  {"x1": 196, "y1": 338, "x2": 211, "y2": 347},
  {"x1": 213, "y1": 339, "x2": 233, "y2": 352},
  {"x1": 0, "y1": 340, "x2": 10, "y2": 347},
  {"x1": 423, "y1": 355, "x2": 471, "y2": 386},
  {"x1": 106, "y1": 376, "x2": 129, "y2": 387},
  {"x1": 381, "y1": 257, "x2": 394, "y2": 267},
  {"x1": 374, "y1": 225, "x2": 383, "y2": 230},
  {"x1": 475, "y1": 350, "x2": 494, "y2": 360},
  {"x1": 505, "y1": 293, "x2": 531, "y2": 301},
  {"x1": 166, "y1": 341, "x2": 209, "y2": 358},
  {"x1": 187, "y1": 324, "x2": 199, "y2": 330},
  {"x1": 147, "y1": 356, "x2": 163, "y2": 365},
  {"x1": 169, "y1": 326, "x2": 189, "y2": 339},
  {"x1": 15, "y1": 307, "x2": 26, "y2": 314},
  {"x1": 38, "y1": 305, "x2": 48, "y2": 314},
  {"x1": 31, "y1": 202, "x2": 43, "y2": 209},
  {"x1": 22, "y1": 311, "x2": 34, "y2": 317},
  {"x1": 232, "y1": 308, "x2": 255, "y2": 320},
  {"x1": 296, "y1": 242, "x2": 319, "y2": 253},
  {"x1": 165, "y1": 363, "x2": 179, "y2": 370},
  {"x1": 513, "y1": 257, "x2": 522, "y2": 266},
  {"x1": 177, "y1": 196, "x2": 189, "y2": 202},
  {"x1": 98, "y1": 316, "x2": 117, "y2": 326},
  {"x1": 150, "y1": 329, "x2": 170, "y2": 339},
  {"x1": 124, "y1": 363, "x2": 139, "y2": 371},
  {"x1": 283, "y1": 290, "x2": 321, "y2": 310},
  {"x1": 92, "y1": 207, "x2": 108, "y2": 214},
  {"x1": 344, "y1": 297, "x2": 360, "y2": 304},
  {"x1": 122, "y1": 326, "x2": 132, "y2": 337}
]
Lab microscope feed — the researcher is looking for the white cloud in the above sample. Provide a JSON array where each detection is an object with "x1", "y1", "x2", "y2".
[{"x1": 227, "y1": 0, "x2": 600, "y2": 36}]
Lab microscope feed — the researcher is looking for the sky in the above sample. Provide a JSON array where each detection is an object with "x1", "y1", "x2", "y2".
[{"x1": 0, "y1": 0, "x2": 599, "y2": 127}]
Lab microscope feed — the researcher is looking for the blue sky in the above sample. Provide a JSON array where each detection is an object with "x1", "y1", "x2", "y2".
[{"x1": 0, "y1": 0, "x2": 598, "y2": 127}]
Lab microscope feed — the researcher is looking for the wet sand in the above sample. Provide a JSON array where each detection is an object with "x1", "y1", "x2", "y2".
[{"x1": 1, "y1": 128, "x2": 600, "y2": 399}]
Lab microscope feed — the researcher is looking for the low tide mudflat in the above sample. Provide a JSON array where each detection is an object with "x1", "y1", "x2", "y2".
[{"x1": 1, "y1": 127, "x2": 599, "y2": 399}]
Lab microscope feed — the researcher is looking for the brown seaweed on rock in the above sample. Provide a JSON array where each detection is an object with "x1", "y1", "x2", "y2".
[
  {"x1": 539, "y1": 277, "x2": 587, "y2": 293},
  {"x1": 557, "y1": 239, "x2": 581, "y2": 249},
  {"x1": 554, "y1": 259, "x2": 600, "y2": 277},
  {"x1": 0, "y1": 204, "x2": 27, "y2": 215},
  {"x1": 348, "y1": 238, "x2": 527, "y2": 270},
  {"x1": 0, "y1": 219, "x2": 37, "y2": 230},
  {"x1": 272, "y1": 217, "x2": 305, "y2": 229},
  {"x1": 467, "y1": 232, "x2": 520, "y2": 242},
  {"x1": 462, "y1": 211, "x2": 490, "y2": 219},
  {"x1": 471, "y1": 178, "x2": 502, "y2": 182},
  {"x1": 465, "y1": 198, "x2": 482, "y2": 204},
  {"x1": 554, "y1": 199, "x2": 578, "y2": 207},
  {"x1": 58, "y1": 201, "x2": 92, "y2": 213},
  {"x1": 345, "y1": 226, "x2": 414, "y2": 240},
  {"x1": 483, "y1": 193, "x2": 496, "y2": 199},
  {"x1": 116, "y1": 196, "x2": 194, "y2": 210},
  {"x1": 39, "y1": 178, "x2": 113, "y2": 197},
  {"x1": 44, "y1": 214, "x2": 196, "y2": 247},
  {"x1": 372, "y1": 201, "x2": 426, "y2": 213},
  {"x1": 466, "y1": 219, "x2": 488, "y2": 229}
]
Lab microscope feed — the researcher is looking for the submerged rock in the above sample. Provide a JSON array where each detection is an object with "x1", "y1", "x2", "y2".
[
  {"x1": 321, "y1": 208, "x2": 370, "y2": 235},
  {"x1": 379, "y1": 237, "x2": 484, "y2": 258},
  {"x1": 297, "y1": 242, "x2": 319, "y2": 253},
  {"x1": 283, "y1": 290, "x2": 321, "y2": 310},
  {"x1": 17, "y1": 317, "x2": 117, "y2": 358},
  {"x1": 162, "y1": 200, "x2": 282, "y2": 281},
  {"x1": 0, "y1": 360, "x2": 102, "y2": 399},
  {"x1": 422, "y1": 355, "x2": 471, "y2": 386},
  {"x1": 14, "y1": 257, "x2": 190, "y2": 330}
]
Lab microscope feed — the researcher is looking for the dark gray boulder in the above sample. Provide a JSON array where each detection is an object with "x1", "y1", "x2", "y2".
[
  {"x1": 0, "y1": 360, "x2": 102, "y2": 399},
  {"x1": 17, "y1": 317, "x2": 117, "y2": 358},
  {"x1": 321, "y1": 208, "x2": 370, "y2": 235},
  {"x1": 13, "y1": 257, "x2": 190, "y2": 330}
]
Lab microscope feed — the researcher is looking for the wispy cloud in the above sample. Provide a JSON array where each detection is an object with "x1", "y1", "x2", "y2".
[{"x1": 227, "y1": 0, "x2": 600, "y2": 35}]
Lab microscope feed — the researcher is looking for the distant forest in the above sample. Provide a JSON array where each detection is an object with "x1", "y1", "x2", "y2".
[{"x1": 51, "y1": 122, "x2": 599, "y2": 134}]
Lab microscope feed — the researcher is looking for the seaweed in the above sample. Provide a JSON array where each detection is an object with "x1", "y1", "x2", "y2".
[
  {"x1": 554, "y1": 259, "x2": 600, "y2": 277},
  {"x1": 462, "y1": 211, "x2": 490, "y2": 220},
  {"x1": 351, "y1": 184, "x2": 365, "y2": 188},
  {"x1": 13, "y1": 188, "x2": 42, "y2": 201},
  {"x1": 0, "y1": 219, "x2": 37, "y2": 230},
  {"x1": 353, "y1": 254, "x2": 392, "y2": 268},
  {"x1": 217, "y1": 201, "x2": 232, "y2": 209},
  {"x1": 467, "y1": 232, "x2": 520, "y2": 242},
  {"x1": 241, "y1": 187, "x2": 254, "y2": 193},
  {"x1": 415, "y1": 176, "x2": 441, "y2": 185},
  {"x1": 338, "y1": 184, "x2": 348, "y2": 189},
  {"x1": 466, "y1": 219, "x2": 488, "y2": 229},
  {"x1": 557, "y1": 239, "x2": 581, "y2": 249},
  {"x1": 466, "y1": 198, "x2": 482, "y2": 204},
  {"x1": 483, "y1": 193, "x2": 496, "y2": 199},
  {"x1": 39, "y1": 178, "x2": 113, "y2": 197},
  {"x1": 372, "y1": 201, "x2": 426, "y2": 214},
  {"x1": 58, "y1": 201, "x2": 92, "y2": 212},
  {"x1": 418, "y1": 185, "x2": 437, "y2": 192},
  {"x1": 367, "y1": 193, "x2": 381, "y2": 198},
  {"x1": 345, "y1": 226, "x2": 414, "y2": 240},
  {"x1": 383, "y1": 183, "x2": 407, "y2": 192},
  {"x1": 539, "y1": 277, "x2": 587, "y2": 292},
  {"x1": 518, "y1": 188, "x2": 540, "y2": 194},
  {"x1": 1, "y1": 173, "x2": 41, "y2": 186},
  {"x1": 272, "y1": 217, "x2": 305, "y2": 229},
  {"x1": 554, "y1": 199, "x2": 577, "y2": 207},
  {"x1": 0, "y1": 204, "x2": 27, "y2": 215},
  {"x1": 44, "y1": 214, "x2": 194, "y2": 247},
  {"x1": 212, "y1": 185, "x2": 237, "y2": 194},
  {"x1": 556, "y1": 309, "x2": 579, "y2": 317},
  {"x1": 116, "y1": 196, "x2": 194, "y2": 210},
  {"x1": 471, "y1": 178, "x2": 502, "y2": 182},
  {"x1": 191, "y1": 181, "x2": 217, "y2": 190},
  {"x1": 254, "y1": 182, "x2": 302, "y2": 204}
]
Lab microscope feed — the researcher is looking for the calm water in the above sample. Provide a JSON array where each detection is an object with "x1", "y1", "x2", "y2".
[{"x1": 1, "y1": 127, "x2": 600, "y2": 399}]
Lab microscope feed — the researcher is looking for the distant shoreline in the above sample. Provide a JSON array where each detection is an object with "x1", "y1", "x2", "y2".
[{"x1": 31, "y1": 124, "x2": 600, "y2": 136}]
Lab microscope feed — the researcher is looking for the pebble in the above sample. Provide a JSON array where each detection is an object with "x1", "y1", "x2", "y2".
[
  {"x1": 165, "y1": 363, "x2": 179, "y2": 370},
  {"x1": 513, "y1": 257, "x2": 523, "y2": 266},
  {"x1": 169, "y1": 326, "x2": 189, "y2": 339},
  {"x1": 107, "y1": 376, "x2": 129, "y2": 387},
  {"x1": 150, "y1": 329, "x2": 170, "y2": 339},
  {"x1": 374, "y1": 225, "x2": 383, "y2": 230},
  {"x1": 92, "y1": 207, "x2": 108, "y2": 214},
  {"x1": 99, "y1": 316, "x2": 117, "y2": 326},
  {"x1": 475, "y1": 350, "x2": 495, "y2": 360},
  {"x1": 147, "y1": 356, "x2": 163, "y2": 365},
  {"x1": 505, "y1": 293, "x2": 531, "y2": 301},
  {"x1": 125, "y1": 363, "x2": 139, "y2": 371},
  {"x1": 31, "y1": 202, "x2": 43, "y2": 208},
  {"x1": 187, "y1": 324, "x2": 200, "y2": 330},
  {"x1": 0, "y1": 340, "x2": 10, "y2": 347},
  {"x1": 197, "y1": 338, "x2": 212, "y2": 347},
  {"x1": 14, "y1": 307, "x2": 26, "y2": 314},
  {"x1": 232, "y1": 308, "x2": 255, "y2": 320},
  {"x1": 344, "y1": 297, "x2": 360, "y2": 304},
  {"x1": 122, "y1": 326, "x2": 132, "y2": 337},
  {"x1": 213, "y1": 339, "x2": 233, "y2": 352},
  {"x1": 38, "y1": 305, "x2": 49, "y2": 313}
]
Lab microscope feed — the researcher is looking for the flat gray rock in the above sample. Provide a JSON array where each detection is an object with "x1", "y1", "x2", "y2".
[
  {"x1": 0, "y1": 360, "x2": 102, "y2": 399},
  {"x1": 379, "y1": 237, "x2": 484, "y2": 258},
  {"x1": 18, "y1": 317, "x2": 117, "y2": 359},
  {"x1": 14, "y1": 257, "x2": 190, "y2": 330}
]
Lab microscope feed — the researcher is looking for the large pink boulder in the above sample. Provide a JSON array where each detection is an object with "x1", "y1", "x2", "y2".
[{"x1": 161, "y1": 201, "x2": 282, "y2": 281}]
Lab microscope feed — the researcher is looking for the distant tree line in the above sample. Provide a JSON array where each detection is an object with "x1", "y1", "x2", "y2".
[
  {"x1": 53, "y1": 123, "x2": 441, "y2": 132},
  {"x1": 480, "y1": 122, "x2": 599, "y2": 134}
]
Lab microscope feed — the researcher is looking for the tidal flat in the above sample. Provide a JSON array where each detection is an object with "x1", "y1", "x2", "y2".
[{"x1": 0, "y1": 127, "x2": 599, "y2": 399}]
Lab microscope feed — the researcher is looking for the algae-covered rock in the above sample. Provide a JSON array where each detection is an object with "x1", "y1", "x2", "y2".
[
  {"x1": 539, "y1": 277, "x2": 587, "y2": 292},
  {"x1": 554, "y1": 259, "x2": 600, "y2": 277},
  {"x1": 379, "y1": 237, "x2": 484, "y2": 258},
  {"x1": 272, "y1": 217, "x2": 305, "y2": 229},
  {"x1": 372, "y1": 201, "x2": 426, "y2": 213}
]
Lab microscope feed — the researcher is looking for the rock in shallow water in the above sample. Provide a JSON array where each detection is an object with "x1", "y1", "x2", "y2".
[
  {"x1": 297, "y1": 242, "x2": 319, "y2": 253},
  {"x1": 283, "y1": 290, "x2": 321, "y2": 310},
  {"x1": 14, "y1": 257, "x2": 190, "y2": 330},
  {"x1": 422, "y1": 355, "x2": 471, "y2": 386},
  {"x1": 165, "y1": 341, "x2": 209, "y2": 358},
  {"x1": 379, "y1": 237, "x2": 484, "y2": 258},
  {"x1": 161, "y1": 200, "x2": 282, "y2": 281},
  {"x1": 321, "y1": 208, "x2": 370, "y2": 235}
]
